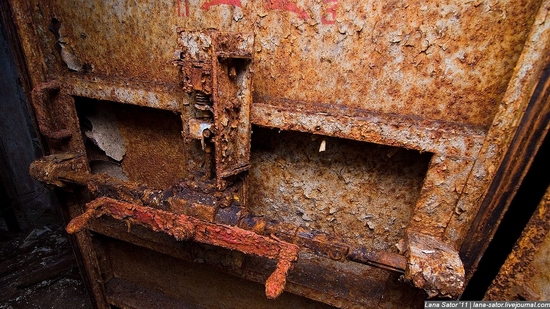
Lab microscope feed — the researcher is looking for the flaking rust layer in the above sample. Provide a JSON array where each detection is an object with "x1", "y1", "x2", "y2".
[{"x1": 21, "y1": 0, "x2": 540, "y2": 128}]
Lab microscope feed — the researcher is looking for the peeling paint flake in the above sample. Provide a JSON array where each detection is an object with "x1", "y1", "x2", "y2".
[{"x1": 84, "y1": 108, "x2": 126, "y2": 162}]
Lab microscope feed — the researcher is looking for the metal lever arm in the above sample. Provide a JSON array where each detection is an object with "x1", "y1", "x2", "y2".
[{"x1": 66, "y1": 197, "x2": 299, "y2": 299}]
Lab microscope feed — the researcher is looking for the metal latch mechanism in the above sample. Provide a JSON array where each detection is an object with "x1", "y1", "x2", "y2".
[
  {"x1": 174, "y1": 30, "x2": 254, "y2": 189},
  {"x1": 29, "y1": 154, "x2": 410, "y2": 300}
]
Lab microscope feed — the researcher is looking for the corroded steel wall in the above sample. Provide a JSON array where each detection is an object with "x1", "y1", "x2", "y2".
[{"x1": 27, "y1": 0, "x2": 540, "y2": 128}]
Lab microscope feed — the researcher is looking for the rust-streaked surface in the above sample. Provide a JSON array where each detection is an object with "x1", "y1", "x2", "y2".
[
  {"x1": 457, "y1": 1, "x2": 550, "y2": 272},
  {"x1": 252, "y1": 0, "x2": 540, "y2": 129},
  {"x1": 485, "y1": 185, "x2": 550, "y2": 300},
  {"x1": 21, "y1": 0, "x2": 541, "y2": 129}
]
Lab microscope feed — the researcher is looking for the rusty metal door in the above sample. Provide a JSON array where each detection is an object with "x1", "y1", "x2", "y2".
[{"x1": 4, "y1": 0, "x2": 550, "y2": 307}]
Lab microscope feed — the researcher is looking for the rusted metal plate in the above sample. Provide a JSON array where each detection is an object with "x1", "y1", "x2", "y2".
[
  {"x1": 248, "y1": 127, "x2": 431, "y2": 251},
  {"x1": 251, "y1": 0, "x2": 541, "y2": 129},
  {"x1": 485, "y1": 185, "x2": 550, "y2": 300},
  {"x1": 457, "y1": 2, "x2": 550, "y2": 271},
  {"x1": 21, "y1": 0, "x2": 541, "y2": 129},
  {"x1": 76, "y1": 98, "x2": 188, "y2": 189}
]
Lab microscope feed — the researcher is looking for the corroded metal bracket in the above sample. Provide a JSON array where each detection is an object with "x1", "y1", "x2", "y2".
[
  {"x1": 175, "y1": 30, "x2": 254, "y2": 188},
  {"x1": 404, "y1": 232, "x2": 465, "y2": 298},
  {"x1": 31, "y1": 80, "x2": 72, "y2": 140},
  {"x1": 66, "y1": 197, "x2": 299, "y2": 300}
]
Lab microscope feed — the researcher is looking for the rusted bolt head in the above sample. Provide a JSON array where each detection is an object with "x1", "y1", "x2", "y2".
[{"x1": 202, "y1": 129, "x2": 212, "y2": 138}]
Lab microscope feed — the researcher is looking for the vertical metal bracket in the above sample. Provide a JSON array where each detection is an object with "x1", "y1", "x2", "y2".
[
  {"x1": 175, "y1": 30, "x2": 254, "y2": 189},
  {"x1": 31, "y1": 80, "x2": 72, "y2": 140}
]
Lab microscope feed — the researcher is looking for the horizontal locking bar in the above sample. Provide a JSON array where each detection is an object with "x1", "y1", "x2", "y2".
[{"x1": 67, "y1": 197, "x2": 299, "y2": 300}]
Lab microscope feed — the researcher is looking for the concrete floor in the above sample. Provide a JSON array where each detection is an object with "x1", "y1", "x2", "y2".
[{"x1": 0, "y1": 222, "x2": 92, "y2": 309}]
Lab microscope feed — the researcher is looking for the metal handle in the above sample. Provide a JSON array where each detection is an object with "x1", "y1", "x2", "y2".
[
  {"x1": 31, "y1": 81, "x2": 71, "y2": 140},
  {"x1": 66, "y1": 197, "x2": 299, "y2": 299}
]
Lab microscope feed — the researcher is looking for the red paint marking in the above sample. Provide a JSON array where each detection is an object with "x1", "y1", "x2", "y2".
[
  {"x1": 201, "y1": 0, "x2": 242, "y2": 10},
  {"x1": 265, "y1": 0, "x2": 309, "y2": 20},
  {"x1": 178, "y1": 0, "x2": 190, "y2": 17},
  {"x1": 321, "y1": 0, "x2": 338, "y2": 24}
]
